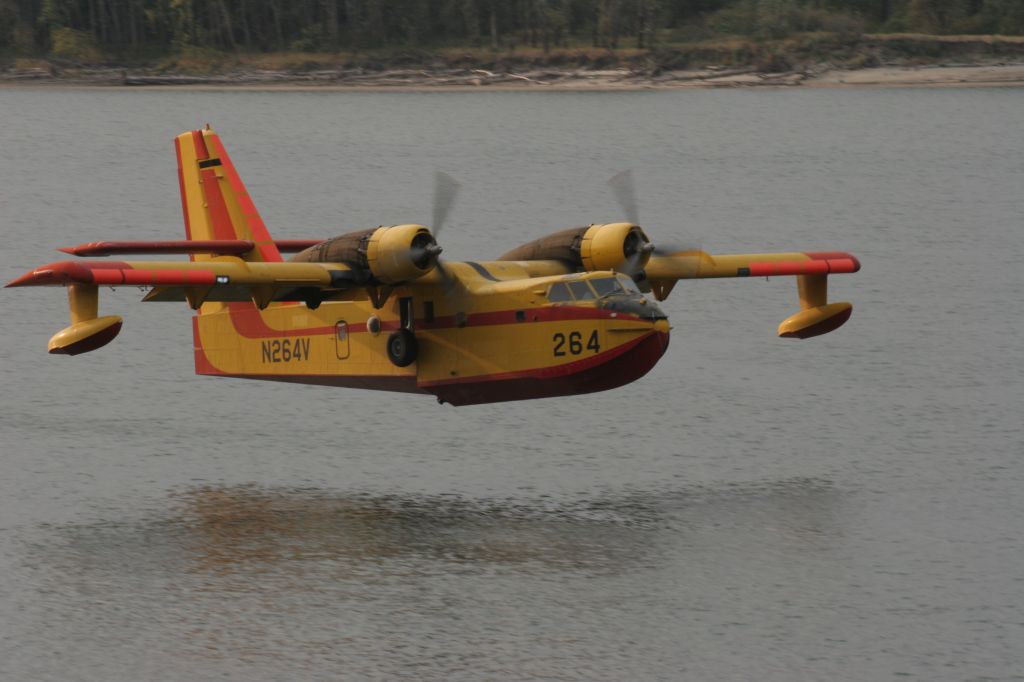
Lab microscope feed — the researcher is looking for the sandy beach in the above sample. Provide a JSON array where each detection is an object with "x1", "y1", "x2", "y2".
[{"x1": 807, "y1": 63, "x2": 1024, "y2": 88}]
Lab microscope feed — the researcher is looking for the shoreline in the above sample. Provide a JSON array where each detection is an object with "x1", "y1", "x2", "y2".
[{"x1": 4, "y1": 64, "x2": 1024, "y2": 91}]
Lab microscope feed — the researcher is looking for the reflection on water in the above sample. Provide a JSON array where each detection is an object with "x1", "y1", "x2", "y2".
[
  {"x1": 33, "y1": 478, "x2": 843, "y2": 577},
  {"x1": 175, "y1": 484, "x2": 663, "y2": 574},
  {"x1": 12, "y1": 481, "x2": 847, "y2": 679}
]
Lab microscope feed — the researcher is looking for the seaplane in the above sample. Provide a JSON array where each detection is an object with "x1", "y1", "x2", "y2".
[{"x1": 6, "y1": 127, "x2": 860, "y2": 406}]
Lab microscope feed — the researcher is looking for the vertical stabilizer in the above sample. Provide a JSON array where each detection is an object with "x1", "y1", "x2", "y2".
[{"x1": 174, "y1": 127, "x2": 282, "y2": 263}]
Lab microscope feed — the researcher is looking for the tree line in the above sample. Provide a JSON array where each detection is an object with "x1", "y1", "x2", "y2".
[{"x1": 1, "y1": 0, "x2": 1022, "y2": 60}]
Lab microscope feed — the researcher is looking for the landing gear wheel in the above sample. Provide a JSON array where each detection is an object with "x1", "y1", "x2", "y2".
[{"x1": 386, "y1": 329, "x2": 418, "y2": 367}]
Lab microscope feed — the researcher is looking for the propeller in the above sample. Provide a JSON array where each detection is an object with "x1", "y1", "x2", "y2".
[
  {"x1": 607, "y1": 168, "x2": 705, "y2": 278},
  {"x1": 608, "y1": 169, "x2": 655, "y2": 278},
  {"x1": 428, "y1": 171, "x2": 461, "y2": 285},
  {"x1": 607, "y1": 169, "x2": 639, "y2": 225},
  {"x1": 405, "y1": 171, "x2": 459, "y2": 275},
  {"x1": 432, "y1": 171, "x2": 460, "y2": 239}
]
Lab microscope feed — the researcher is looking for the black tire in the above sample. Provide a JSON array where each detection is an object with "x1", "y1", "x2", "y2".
[{"x1": 386, "y1": 329, "x2": 418, "y2": 367}]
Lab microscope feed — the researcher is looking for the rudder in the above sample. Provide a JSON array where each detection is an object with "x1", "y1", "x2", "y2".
[{"x1": 175, "y1": 127, "x2": 282, "y2": 263}]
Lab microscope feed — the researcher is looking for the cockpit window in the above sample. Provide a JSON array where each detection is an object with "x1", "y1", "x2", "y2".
[
  {"x1": 616, "y1": 275, "x2": 641, "y2": 294},
  {"x1": 547, "y1": 282, "x2": 573, "y2": 302},
  {"x1": 590, "y1": 277, "x2": 625, "y2": 298},
  {"x1": 567, "y1": 281, "x2": 596, "y2": 301}
]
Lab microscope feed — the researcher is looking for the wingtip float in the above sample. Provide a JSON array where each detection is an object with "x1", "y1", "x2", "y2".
[{"x1": 6, "y1": 126, "x2": 861, "y2": 405}]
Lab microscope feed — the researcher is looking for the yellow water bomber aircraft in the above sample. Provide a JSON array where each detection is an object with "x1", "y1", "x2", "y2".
[{"x1": 7, "y1": 127, "x2": 861, "y2": 406}]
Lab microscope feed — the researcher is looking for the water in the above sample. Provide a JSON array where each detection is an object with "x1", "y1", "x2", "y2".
[{"x1": 0, "y1": 87, "x2": 1021, "y2": 681}]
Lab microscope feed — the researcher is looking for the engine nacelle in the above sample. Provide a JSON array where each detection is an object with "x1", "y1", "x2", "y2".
[
  {"x1": 498, "y1": 223, "x2": 651, "y2": 273},
  {"x1": 365, "y1": 224, "x2": 438, "y2": 284},
  {"x1": 579, "y1": 223, "x2": 651, "y2": 272},
  {"x1": 288, "y1": 224, "x2": 438, "y2": 284}
]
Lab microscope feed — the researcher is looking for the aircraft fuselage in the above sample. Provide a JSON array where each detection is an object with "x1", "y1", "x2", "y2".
[{"x1": 193, "y1": 263, "x2": 670, "y2": 405}]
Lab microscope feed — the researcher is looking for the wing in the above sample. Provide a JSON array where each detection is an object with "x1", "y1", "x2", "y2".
[
  {"x1": 644, "y1": 250, "x2": 860, "y2": 283},
  {"x1": 6, "y1": 257, "x2": 362, "y2": 308},
  {"x1": 643, "y1": 250, "x2": 861, "y2": 339}
]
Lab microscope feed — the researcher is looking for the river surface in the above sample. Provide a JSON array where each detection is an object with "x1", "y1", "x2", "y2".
[{"x1": 0, "y1": 87, "x2": 1021, "y2": 681}]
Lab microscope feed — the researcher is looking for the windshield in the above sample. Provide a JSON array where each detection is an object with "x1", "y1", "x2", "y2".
[
  {"x1": 616, "y1": 275, "x2": 641, "y2": 294},
  {"x1": 547, "y1": 282, "x2": 573, "y2": 302},
  {"x1": 549, "y1": 276, "x2": 644, "y2": 303},
  {"x1": 590, "y1": 276, "x2": 625, "y2": 298},
  {"x1": 567, "y1": 281, "x2": 596, "y2": 300}
]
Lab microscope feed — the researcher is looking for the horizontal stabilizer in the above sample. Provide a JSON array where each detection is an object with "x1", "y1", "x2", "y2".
[{"x1": 59, "y1": 239, "x2": 324, "y2": 257}]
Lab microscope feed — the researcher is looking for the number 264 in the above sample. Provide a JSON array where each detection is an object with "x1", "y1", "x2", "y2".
[{"x1": 553, "y1": 330, "x2": 600, "y2": 356}]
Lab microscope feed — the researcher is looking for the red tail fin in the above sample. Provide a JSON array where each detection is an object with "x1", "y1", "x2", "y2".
[{"x1": 174, "y1": 127, "x2": 282, "y2": 263}]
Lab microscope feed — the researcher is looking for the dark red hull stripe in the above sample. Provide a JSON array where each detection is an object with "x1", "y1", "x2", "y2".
[
  {"x1": 429, "y1": 331, "x2": 669, "y2": 406},
  {"x1": 418, "y1": 331, "x2": 653, "y2": 388}
]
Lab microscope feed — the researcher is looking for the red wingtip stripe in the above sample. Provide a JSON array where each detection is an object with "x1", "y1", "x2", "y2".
[
  {"x1": 7, "y1": 261, "x2": 217, "y2": 288},
  {"x1": 826, "y1": 257, "x2": 860, "y2": 274},
  {"x1": 749, "y1": 254, "x2": 861, "y2": 277},
  {"x1": 806, "y1": 252, "x2": 861, "y2": 273},
  {"x1": 6, "y1": 261, "x2": 95, "y2": 286},
  {"x1": 749, "y1": 260, "x2": 830, "y2": 277}
]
